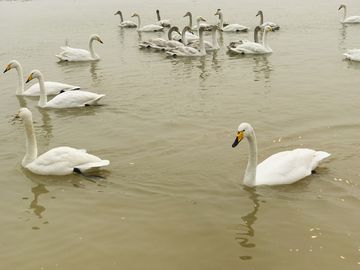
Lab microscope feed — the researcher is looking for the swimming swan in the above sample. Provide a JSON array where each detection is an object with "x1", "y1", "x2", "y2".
[
  {"x1": 343, "y1": 48, "x2": 360, "y2": 61},
  {"x1": 4, "y1": 60, "x2": 80, "y2": 96},
  {"x1": 139, "y1": 26, "x2": 183, "y2": 50},
  {"x1": 227, "y1": 26, "x2": 260, "y2": 50},
  {"x1": 156, "y1": 10, "x2": 171, "y2": 27},
  {"x1": 16, "y1": 107, "x2": 109, "y2": 175},
  {"x1": 188, "y1": 25, "x2": 220, "y2": 51},
  {"x1": 256, "y1": 10, "x2": 280, "y2": 30},
  {"x1": 115, "y1": 11, "x2": 137, "y2": 28},
  {"x1": 27, "y1": 70, "x2": 105, "y2": 108},
  {"x1": 232, "y1": 123, "x2": 331, "y2": 187},
  {"x1": 132, "y1": 13, "x2": 164, "y2": 32},
  {"x1": 55, "y1": 34, "x2": 103, "y2": 61},
  {"x1": 215, "y1": 9, "x2": 250, "y2": 32},
  {"x1": 166, "y1": 26, "x2": 206, "y2": 57},
  {"x1": 339, "y1": 3, "x2": 360, "y2": 23},
  {"x1": 228, "y1": 26, "x2": 273, "y2": 54}
]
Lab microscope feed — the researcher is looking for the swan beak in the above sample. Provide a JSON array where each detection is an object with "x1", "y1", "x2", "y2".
[
  {"x1": 338, "y1": 5, "x2": 343, "y2": 10},
  {"x1": 26, "y1": 74, "x2": 33, "y2": 84},
  {"x1": 232, "y1": 131, "x2": 244, "y2": 148},
  {"x1": 3, "y1": 65, "x2": 10, "y2": 73},
  {"x1": 215, "y1": 12, "x2": 218, "y2": 15},
  {"x1": 98, "y1": 38, "x2": 103, "y2": 44},
  {"x1": 15, "y1": 112, "x2": 20, "y2": 118},
  {"x1": 201, "y1": 18, "x2": 206, "y2": 22}
]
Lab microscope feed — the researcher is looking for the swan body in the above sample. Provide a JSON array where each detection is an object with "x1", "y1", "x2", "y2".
[
  {"x1": 256, "y1": 10, "x2": 280, "y2": 30},
  {"x1": 114, "y1": 11, "x2": 137, "y2": 27},
  {"x1": 215, "y1": 9, "x2": 250, "y2": 32},
  {"x1": 228, "y1": 26, "x2": 273, "y2": 54},
  {"x1": 339, "y1": 3, "x2": 360, "y2": 23},
  {"x1": 4, "y1": 60, "x2": 80, "y2": 96},
  {"x1": 166, "y1": 26, "x2": 206, "y2": 57},
  {"x1": 232, "y1": 123, "x2": 330, "y2": 187},
  {"x1": 343, "y1": 48, "x2": 360, "y2": 61},
  {"x1": 55, "y1": 34, "x2": 103, "y2": 61},
  {"x1": 16, "y1": 108, "x2": 109, "y2": 175},
  {"x1": 227, "y1": 26, "x2": 260, "y2": 49},
  {"x1": 156, "y1": 10, "x2": 171, "y2": 27},
  {"x1": 132, "y1": 13, "x2": 164, "y2": 31},
  {"x1": 188, "y1": 25, "x2": 220, "y2": 51},
  {"x1": 139, "y1": 26, "x2": 183, "y2": 50},
  {"x1": 27, "y1": 70, "x2": 104, "y2": 108}
]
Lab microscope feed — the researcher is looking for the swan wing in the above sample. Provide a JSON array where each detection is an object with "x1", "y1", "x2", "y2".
[
  {"x1": 139, "y1": 24, "x2": 164, "y2": 32},
  {"x1": 25, "y1": 81, "x2": 80, "y2": 96},
  {"x1": 55, "y1": 46, "x2": 93, "y2": 61},
  {"x1": 120, "y1": 21, "x2": 137, "y2": 27},
  {"x1": 26, "y1": 146, "x2": 109, "y2": 175},
  {"x1": 344, "y1": 16, "x2": 360, "y2": 23},
  {"x1": 223, "y1": 24, "x2": 250, "y2": 32},
  {"x1": 256, "y1": 149, "x2": 330, "y2": 185},
  {"x1": 45, "y1": 90, "x2": 105, "y2": 108},
  {"x1": 230, "y1": 42, "x2": 269, "y2": 54}
]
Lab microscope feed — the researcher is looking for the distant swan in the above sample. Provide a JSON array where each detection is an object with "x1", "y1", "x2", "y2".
[
  {"x1": 156, "y1": 10, "x2": 171, "y2": 27},
  {"x1": 27, "y1": 70, "x2": 105, "y2": 108},
  {"x1": 184, "y1": 11, "x2": 213, "y2": 31},
  {"x1": 215, "y1": 9, "x2": 250, "y2": 32},
  {"x1": 256, "y1": 10, "x2": 280, "y2": 30},
  {"x1": 339, "y1": 3, "x2": 360, "y2": 23},
  {"x1": 16, "y1": 107, "x2": 109, "y2": 175},
  {"x1": 227, "y1": 26, "x2": 260, "y2": 49},
  {"x1": 4, "y1": 60, "x2": 80, "y2": 96},
  {"x1": 188, "y1": 25, "x2": 220, "y2": 51},
  {"x1": 166, "y1": 26, "x2": 206, "y2": 57},
  {"x1": 132, "y1": 12, "x2": 164, "y2": 31},
  {"x1": 114, "y1": 11, "x2": 137, "y2": 28},
  {"x1": 228, "y1": 26, "x2": 273, "y2": 54},
  {"x1": 343, "y1": 48, "x2": 360, "y2": 61},
  {"x1": 55, "y1": 34, "x2": 103, "y2": 61},
  {"x1": 139, "y1": 26, "x2": 183, "y2": 50},
  {"x1": 232, "y1": 123, "x2": 330, "y2": 187}
]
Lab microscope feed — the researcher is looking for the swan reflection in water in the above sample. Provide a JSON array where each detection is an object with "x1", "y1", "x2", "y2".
[
  {"x1": 252, "y1": 56, "x2": 273, "y2": 83},
  {"x1": 56, "y1": 60, "x2": 102, "y2": 85}
]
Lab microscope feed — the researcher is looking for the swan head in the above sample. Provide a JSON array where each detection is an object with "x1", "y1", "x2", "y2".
[
  {"x1": 256, "y1": 10, "x2": 263, "y2": 17},
  {"x1": 3, "y1": 60, "x2": 20, "y2": 73},
  {"x1": 232, "y1": 123, "x2": 253, "y2": 148},
  {"x1": 91, "y1": 34, "x2": 103, "y2": 44},
  {"x1": 182, "y1": 26, "x2": 194, "y2": 35},
  {"x1": 114, "y1": 11, "x2": 122, "y2": 16},
  {"x1": 262, "y1": 26, "x2": 274, "y2": 32},
  {"x1": 339, "y1": 3, "x2": 346, "y2": 10},
  {"x1": 215, "y1": 9, "x2": 221, "y2": 15},
  {"x1": 16, "y1": 107, "x2": 32, "y2": 121},
  {"x1": 183, "y1": 12, "x2": 191, "y2": 18},
  {"x1": 132, "y1": 13, "x2": 140, "y2": 18},
  {"x1": 196, "y1": 16, "x2": 206, "y2": 22},
  {"x1": 26, "y1": 69, "x2": 42, "y2": 84}
]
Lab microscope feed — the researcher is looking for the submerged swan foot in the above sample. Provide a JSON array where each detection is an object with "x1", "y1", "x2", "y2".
[{"x1": 73, "y1": 168, "x2": 105, "y2": 180}]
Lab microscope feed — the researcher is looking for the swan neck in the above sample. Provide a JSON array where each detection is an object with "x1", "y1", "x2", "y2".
[
  {"x1": 254, "y1": 27, "x2": 259, "y2": 43},
  {"x1": 188, "y1": 14, "x2": 192, "y2": 28},
  {"x1": 199, "y1": 30, "x2": 206, "y2": 55},
  {"x1": 37, "y1": 74, "x2": 48, "y2": 107},
  {"x1": 262, "y1": 29, "x2": 272, "y2": 51},
  {"x1": 341, "y1": 6, "x2": 346, "y2": 22},
  {"x1": 244, "y1": 130, "x2": 258, "y2": 187},
  {"x1": 119, "y1": 12, "x2": 124, "y2": 23},
  {"x1": 259, "y1": 12, "x2": 264, "y2": 25},
  {"x1": 137, "y1": 15, "x2": 141, "y2": 29},
  {"x1": 182, "y1": 29, "x2": 188, "y2": 45},
  {"x1": 212, "y1": 28, "x2": 219, "y2": 49},
  {"x1": 22, "y1": 113, "x2": 38, "y2": 167},
  {"x1": 157, "y1": 11, "x2": 161, "y2": 21},
  {"x1": 15, "y1": 64, "x2": 25, "y2": 95},
  {"x1": 219, "y1": 12, "x2": 224, "y2": 28},
  {"x1": 88, "y1": 37, "x2": 99, "y2": 59}
]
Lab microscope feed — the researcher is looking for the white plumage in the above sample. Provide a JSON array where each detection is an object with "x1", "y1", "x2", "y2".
[
  {"x1": 232, "y1": 123, "x2": 330, "y2": 187},
  {"x1": 256, "y1": 10, "x2": 280, "y2": 30},
  {"x1": 55, "y1": 34, "x2": 103, "y2": 61},
  {"x1": 115, "y1": 11, "x2": 137, "y2": 28},
  {"x1": 16, "y1": 108, "x2": 109, "y2": 175},
  {"x1": 215, "y1": 9, "x2": 249, "y2": 32},
  {"x1": 4, "y1": 60, "x2": 80, "y2": 96},
  {"x1": 343, "y1": 48, "x2": 360, "y2": 61},
  {"x1": 339, "y1": 3, "x2": 360, "y2": 23},
  {"x1": 132, "y1": 13, "x2": 164, "y2": 32},
  {"x1": 26, "y1": 70, "x2": 104, "y2": 108},
  {"x1": 155, "y1": 10, "x2": 171, "y2": 27}
]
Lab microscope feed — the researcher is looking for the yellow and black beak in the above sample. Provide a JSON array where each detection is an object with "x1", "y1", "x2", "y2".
[
  {"x1": 15, "y1": 111, "x2": 20, "y2": 118},
  {"x1": 98, "y1": 38, "x2": 103, "y2": 44},
  {"x1": 338, "y1": 5, "x2": 343, "y2": 10},
  {"x1": 26, "y1": 74, "x2": 33, "y2": 84},
  {"x1": 232, "y1": 131, "x2": 244, "y2": 148},
  {"x1": 3, "y1": 65, "x2": 11, "y2": 74}
]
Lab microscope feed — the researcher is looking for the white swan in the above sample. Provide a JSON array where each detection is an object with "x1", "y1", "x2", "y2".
[
  {"x1": 215, "y1": 9, "x2": 250, "y2": 32},
  {"x1": 166, "y1": 26, "x2": 206, "y2": 57},
  {"x1": 228, "y1": 26, "x2": 273, "y2": 54},
  {"x1": 55, "y1": 34, "x2": 103, "y2": 61},
  {"x1": 4, "y1": 60, "x2": 80, "y2": 96},
  {"x1": 188, "y1": 25, "x2": 220, "y2": 51},
  {"x1": 343, "y1": 48, "x2": 360, "y2": 61},
  {"x1": 339, "y1": 3, "x2": 360, "y2": 23},
  {"x1": 227, "y1": 26, "x2": 260, "y2": 49},
  {"x1": 27, "y1": 70, "x2": 105, "y2": 108},
  {"x1": 16, "y1": 107, "x2": 109, "y2": 175},
  {"x1": 114, "y1": 11, "x2": 137, "y2": 28},
  {"x1": 132, "y1": 13, "x2": 164, "y2": 32},
  {"x1": 256, "y1": 10, "x2": 280, "y2": 30},
  {"x1": 155, "y1": 10, "x2": 171, "y2": 27},
  {"x1": 139, "y1": 26, "x2": 183, "y2": 50},
  {"x1": 232, "y1": 123, "x2": 330, "y2": 187},
  {"x1": 183, "y1": 11, "x2": 213, "y2": 31}
]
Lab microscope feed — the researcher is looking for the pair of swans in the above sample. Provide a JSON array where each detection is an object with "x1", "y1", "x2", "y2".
[
  {"x1": 339, "y1": 3, "x2": 360, "y2": 23},
  {"x1": 215, "y1": 9, "x2": 250, "y2": 32},
  {"x1": 4, "y1": 60, "x2": 80, "y2": 96},
  {"x1": 232, "y1": 123, "x2": 330, "y2": 187},
  {"x1": 256, "y1": 10, "x2": 280, "y2": 30},
  {"x1": 114, "y1": 11, "x2": 137, "y2": 28},
  {"x1": 228, "y1": 26, "x2": 274, "y2": 54},
  {"x1": 16, "y1": 108, "x2": 109, "y2": 175},
  {"x1": 55, "y1": 34, "x2": 103, "y2": 61},
  {"x1": 131, "y1": 13, "x2": 164, "y2": 31},
  {"x1": 27, "y1": 70, "x2": 104, "y2": 108}
]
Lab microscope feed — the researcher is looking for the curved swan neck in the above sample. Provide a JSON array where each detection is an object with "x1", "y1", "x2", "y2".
[
  {"x1": 37, "y1": 73, "x2": 48, "y2": 107},
  {"x1": 341, "y1": 6, "x2": 346, "y2": 22},
  {"x1": 218, "y1": 11, "x2": 224, "y2": 29},
  {"x1": 254, "y1": 26, "x2": 260, "y2": 43},
  {"x1": 244, "y1": 129, "x2": 258, "y2": 187},
  {"x1": 22, "y1": 111, "x2": 38, "y2": 167},
  {"x1": 88, "y1": 37, "x2": 99, "y2": 59},
  {"x1": 199, "y1": 28, "x2": 206, "y2": 55},
  {"x1": 262, "y1": 28, "x2": 272, "y2": 51},
  {"x1": 14, "y1": 63, "x2": 25, "y2": 95},
  {"x1": 257, "y1": 11, "x2": 264, "y2": 25},
  {"x1": 136, "y1": 15, "x2": 141, "y2": 29},
  {"x1": 182, "y1": 27, "x2": 190, "y2": 45},
  {"x1": 187, "y1": 13, "x2": 193, "y2": 28},
  {"x1": 211, "y1": 26, "x2": 220, "y2": 49},
  {"x1": 118, "y1": 11, "x2": 124, "y2": 23},
  {"x1": 168, "y1": 27, "x2": 177, "y2": 40}
]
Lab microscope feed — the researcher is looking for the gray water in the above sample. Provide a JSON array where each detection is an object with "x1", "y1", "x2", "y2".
[{"x1": 1, "y1": 0, "x2": 360, "y2": 269}]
